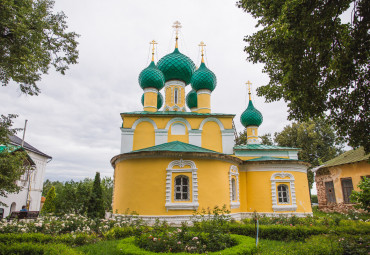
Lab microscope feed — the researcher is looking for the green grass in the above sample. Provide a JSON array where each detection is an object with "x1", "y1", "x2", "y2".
[{"x1": 75, "y1": 240, "x2": 121, "y2": 255}]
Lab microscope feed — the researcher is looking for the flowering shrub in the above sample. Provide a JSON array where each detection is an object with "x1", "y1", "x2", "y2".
[
  {"x1": 135, "y1": 223, "x2": 235, "y2": 253},
  {"x1": 0, "y1": 212, "x2": 143, "y2": 236}
]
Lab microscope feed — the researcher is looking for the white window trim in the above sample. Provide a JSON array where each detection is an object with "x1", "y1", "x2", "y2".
[
  {"x1": 229, "y1": 165, "x2": 240, "y2": 209},
  {"x1": 165, "y1": 159, "x2": 199, "y2": 210},
  {"x1": 271, "y1": 172, "x2": 297, "y2": 211}
]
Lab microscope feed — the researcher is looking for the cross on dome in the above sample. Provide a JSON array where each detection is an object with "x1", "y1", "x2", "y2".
[
  {"x1": 246, "y1": 80, "x2": 252, "y2": 100},
  {"x1": 150, "y1": 40, "x2": 157, "y2": 61},
  {"x1": 199, "y1": 41, "x2": 206, "y2": 63},
  {"x1": 172, "y1": 21, "x2": 182, "y2": 48}
]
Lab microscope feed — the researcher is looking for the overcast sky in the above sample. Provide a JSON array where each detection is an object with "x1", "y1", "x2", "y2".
[{"x1": 2, "y1": 0, "x2": 298, "y2": 182}]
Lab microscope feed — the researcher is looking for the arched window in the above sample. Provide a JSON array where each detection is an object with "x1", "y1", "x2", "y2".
[
  {"x1": 174, "y1": 175, "x2": 189, "y2": 201},
  {"x1": 231, "y1": 178, "x2": 236, "y2": 201},
  {"x1": 277, "y1": 184, "x2": 290, "y2": 203},
  {"x1": 174, "y1": 88, "x2": 179, "y2": 104}
]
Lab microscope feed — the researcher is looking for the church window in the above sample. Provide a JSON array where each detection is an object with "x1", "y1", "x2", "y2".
[
  {"x1": 174, "y1": 88, "x2": 179, "y2": 104},
  {"x1": 231, "y1": 178, "x2": 236, "y2": 201},
  {"x1": 174, "y1": 175, "x2": 189, "y2": 201},
  {"x1": 229, "y1": 165, "x2": 240, "y2": 208},
  {"x1": 277, "y1": 184, "x2": 289, "y2": 203},
  {"x1": 271, "y1": 172, "x2": 297, "y2": 211}
]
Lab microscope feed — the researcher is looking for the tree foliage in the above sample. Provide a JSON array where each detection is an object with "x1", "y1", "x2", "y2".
[
  {"x1": 42, "y1": 176, "x2": 112, "y2": 215},
  {"x1": 0, "y1": 114, "x2": 29, "y2": 207},
  {"x1": 41, "y1": 186, "x2": 56, "y2": 213},
  {"x1": 87, "y1": 172, "x2": 105, "y2": 219},
  {"x1": 237, "y1": 0, "x2": 369, "y2": 152},
  {"x1": 350, "y1": 177, "x2": 370, "y2": 212},
  {"x1": 0, "y1": 0, "x2": 79, "y2": 95}
]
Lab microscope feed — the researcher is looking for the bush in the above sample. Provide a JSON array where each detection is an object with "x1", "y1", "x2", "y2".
[
  {"x1": 0, "y1": 242, "x2": 81, "y2": 255},
  {"x1": 350, "y1": 176, "x2": 370, "y2": 212},
  {"x1": 0, "y1": 232, "x2": 97, "y2": 246},
  {"x1": 311, "y1": 194, "x2": 318, "y2": 203},
  {"x1": 118, "y1": 235, "x2": 256, "y2": 255},
  {"x1": 103, "y1": 227, "x2": 135, "y2": 240},
  {"x1": 338, "y1": 234, "x2": 370, "y2": 255},
  {"x1": 229, "y1": 224, "x2": 370, "y2": 241}
]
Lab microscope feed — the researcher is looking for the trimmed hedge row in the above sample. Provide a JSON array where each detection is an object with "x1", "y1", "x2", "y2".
[
  {"x1": 0, "y1": 232, "x2": 97, "y2": 246},
  {"x1": 117, "y1": 234, "x2": 256, "y2": 255},
  {"x1": 229, "y1": 224, "x2": 370, "y2": 241},
  {"x1": 0, "y1": 242, "x2": 81, "y2": 255}
]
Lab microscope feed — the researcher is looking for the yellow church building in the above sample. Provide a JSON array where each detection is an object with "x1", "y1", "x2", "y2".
[{"x1": 111, "y1": 23, "x2": 312, "y2": 223}]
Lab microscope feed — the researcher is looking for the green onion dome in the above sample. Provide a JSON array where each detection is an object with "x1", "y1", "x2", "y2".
[
  {"x1": 157, "y1": 48, "x2": 196, "y2": 85},
  {"x1": 240, "y1": 100, "x2": 263, "y2": 127},
  {"x1": 138, "y1": 61, "x2": 165, "y2": 90},
  {"x1": 190, "y1": 62, "x2": 217, "y2": 92},
  {"x1": 141, "y1": 92, "x2": 163, "y2": 109},
  {"x1": 186, "y1": 90, "x2": 198, "y2": 109}
]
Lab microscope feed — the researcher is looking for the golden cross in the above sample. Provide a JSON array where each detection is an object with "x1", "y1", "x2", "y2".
[
  {"x1": 246, "y1": 80, "x2": 252, "y2": 100},
  {"x1": 172, "y1": 21, "x2": 182, "y2": 37},
  {"x1": 150, "y1": 40, "x2": 157, "y2": 61},
  {"x1": 199, "y1": 41, "x2": 206, "y2": 63},
  {"x1": 173, "y1": 21, "x2": 182, "y2": 48}
]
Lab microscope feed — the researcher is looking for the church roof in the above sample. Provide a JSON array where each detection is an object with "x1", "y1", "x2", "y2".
[
  {"x1": 245, "y1": 156, "x2": 298, "y2": 161},
  {"x1": 130, "y1": 141, "x2": 221, "y2": 154},
  {"x1": 121, "y1": 111, "x2": 234, "y2": 117},
  {"x1": 234, "y1": 144, "x2": 299, "y2": 151},
  {"x1": 322, "y1": 147, "x2": 369, "y2": 168}
]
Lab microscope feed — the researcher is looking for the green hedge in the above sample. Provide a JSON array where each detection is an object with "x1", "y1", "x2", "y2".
[
  {"x1": 103, "y1": 226, "x2": 135, "y2": 240},
  {"x1": 117, "y1": 234, "x2": 256, "y2": 255},
  {"x1": 0, "y1": 233, "x2": 97, "y2": 246},
  {"x1": 229, "y1": 224, "x2": 370, "y2": 241},
  {"x1": 0, "y1": 242, "x2": 81, "y2": 255}
]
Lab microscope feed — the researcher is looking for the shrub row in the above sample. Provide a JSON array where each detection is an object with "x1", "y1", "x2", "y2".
[
  {"x1": 229, "y1": 224, "x2": 370, "y2": 241},
  {"x1": 0, "y1": 232, "x2": 98, "y2": 246},
  {"x1": 0, "y1": 242, "x2": 81, "y2": 255},
  {"x1": 117, "y1": 234, "x2": 256, "y2": 255}
]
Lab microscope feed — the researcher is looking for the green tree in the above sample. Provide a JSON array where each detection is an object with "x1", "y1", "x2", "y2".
[
  {"x1": 87, "y1": 172, "x2": 105, "y2": 218},
  {"x1": 350, "y1": 177, "x2": 370, "y2": 212},
  {"x1": 274, "y1": 119, "x2": 343, "y2": 189},
  {"x1": 0, "y1": 0, "x2": 79, "y2": 95},
  {"x1": 237, "y1": 0, "x2": 369, "y2": 152},
  {"x1": 235, "y1": 131, "x2": 273, "y2": 146},
  {"x1": 0, "y1": 114, "x2": 29, "y2": 207},
  {"x1": 101, "y1": 177, "x2": 113, "y2": 212},
  {"x1": 41, "y1": 186, "x2": 56, "y2": 213}
]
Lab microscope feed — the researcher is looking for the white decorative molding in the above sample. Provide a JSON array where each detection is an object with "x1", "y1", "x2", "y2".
[
  {"x1": 131, "y1": 117, "x2": 158, "y2": 130},
  {"x1": 199, "y1": 117, "x2": 225, "y2": 131},
  {"x1": 143, "y1": 88, "x2": 159, "y2": 93},
  {"x1": 120, "y1": 128, "x2": 135, "y2": 153},
  {"x1": 197, "y1": 107, "x2": 211, "y2": 111},
  {"x1": 197, "y1": 89, "x2": 211, "y2": 95},
  {"x1": 143, "y1": 106, "x2": 157, "y2": 110},
  {"x1": 165, "y1": 80, "x2": 186, "y2": 88},
  {"x1": 221, "y1": 129, "x2": 235, "y2": 154},
  {"x1": 155, "y1": 129, "x2": 167, "y2": 145},
  {"x1": 165, "y1": 118, "x2": 192, "y2": 131},
  {"x1": 241, "y1": 163, "x2": 307, "y2": 173},
  {"x1": 271, "y1": 172, "x2": 297, "y2": 212},
  {"x1": 165, "y1": 159, "x2": 199, "y2": 210},
  {"x1": 229, "y1": 165, "x2": 240, "y2": 209},
  {"x1": 188, "y1": 130, "x2": 202, "y2": 147}
]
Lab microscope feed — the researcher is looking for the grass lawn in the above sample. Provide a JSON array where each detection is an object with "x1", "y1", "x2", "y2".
[{"x1": 76, "y1": 240, "x2": 121, "y2": 255}]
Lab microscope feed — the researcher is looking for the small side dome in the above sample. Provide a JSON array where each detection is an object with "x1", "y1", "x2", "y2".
[
  {"x1": 138, "y1": 61, "x2": 165, "y2": 90},
  {"x1": 191, "y1": 62, "x2": 217, "y2": 92},
  {"x1": 157, "y1": 48, "x2": 196, "y2": 85},
  {"x1": 241, "y1": 100, "x2": 263, "y2": 127},
  {"x1": 141, "y1": 92, "x2": 163, "y2": 109},
  {"x1": 186, "y1": 90, "x2": 197, "y2": 109}
]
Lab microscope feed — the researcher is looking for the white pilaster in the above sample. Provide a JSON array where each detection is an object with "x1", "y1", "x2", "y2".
[
  {"x1": 222, "y1": 129, "x2": 235, "y2": 154},
  {"x1": 189, "y1": 130, "x2": 202, "y2": 147},
  {"x1": 121, "y1": 128, "x2": 134, "y2": 153}
]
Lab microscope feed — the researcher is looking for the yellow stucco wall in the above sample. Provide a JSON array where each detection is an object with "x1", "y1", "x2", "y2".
[
  {"x1": 132, "y1": 122, "x2": 155, "y2": 150},
  {"x1": 197, "y1": 93, "x2": 211, "y2": 113},
  {"x1": 113, "y1": 158, "x2": 237, "y2": 215},
  {"x1": 242, "y1": 171, "x2": 312, "y2": 213},
  {"x1": 329, "y1": 161, "x2": 370, "y2": 203},
  {"x1": 168, "y1": 122, "x2": 189, "y2": 143},
  {"x1": 164, "y1": 85, "x2": 185, "y2": 109},
  {"x1": 201, "y1": 121, "x2": 222, "y2": 152},
  {"x1": 143, "y1": 91, "x2": 157, "y2": 112}
]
